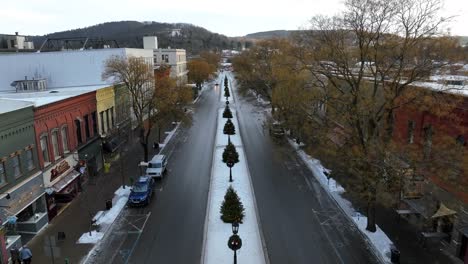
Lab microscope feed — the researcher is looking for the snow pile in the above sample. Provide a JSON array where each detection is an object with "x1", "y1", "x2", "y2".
[
  {"x1": 288, "y1": 139, "x2": 392, "y2": 263},
  {"x1": 202, "y1": 73, "x2": 266, "y2": 264},
  {"x1": 77, "y1": 186, "x2": 131, "y2": 244},
  {"x1": 78, "y1": 231, "x2": 104, "y2": 244}
]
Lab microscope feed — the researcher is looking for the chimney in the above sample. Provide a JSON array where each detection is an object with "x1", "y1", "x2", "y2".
[{"x1": 15, "y1": 32, "x2": 18, "y2": 36}]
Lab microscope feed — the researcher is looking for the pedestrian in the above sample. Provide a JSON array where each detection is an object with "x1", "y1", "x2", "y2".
[
  {"x1": 20, "y1": 246, "x2": 32, "y2": 264},
  {"x1": 153, "y1": 142, "x2": 159, "y2": 149},
  {"x1": 10, "y1": 245, "x2": 20, "y2": 264}
]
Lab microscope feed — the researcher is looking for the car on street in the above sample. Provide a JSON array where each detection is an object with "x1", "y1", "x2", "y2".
[
  {"x1": 146, "y1": 154, "x2": 167, "y2": 179},
  {"x1": 128, "y1": 176, "x2": 154, "y2": 206},
  {"x1": 269, "y1": 121, "x2": 285, "y2": 138}
]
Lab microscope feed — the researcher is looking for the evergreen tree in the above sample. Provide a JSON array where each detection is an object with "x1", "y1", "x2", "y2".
[
  {"x1": 224, "y1": 87, "x2": 230, "y2": 99},
  {"x1": 220, "y1": 186, "x2": 245, "y2": 223},
  {"x1": 223, "y1": 105, "x2": 233, "y2": 119},
  {"x1": 223, "y1": 119, "x2": 236, "y2": 144},
  {"x1": 222, "y1": 142, "x2": 239, "y2": 182},
  {"x1": 224, "y1": 76, "x2": 229, "y2": 89}
]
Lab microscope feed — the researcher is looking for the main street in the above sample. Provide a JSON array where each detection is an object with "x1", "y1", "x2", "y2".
[
  {"x1": 229, "y1": 72, "x2": 378, "y2": 264},
  {"x1": 92, "y1": 72, "x2": 377, "y2": 264}
]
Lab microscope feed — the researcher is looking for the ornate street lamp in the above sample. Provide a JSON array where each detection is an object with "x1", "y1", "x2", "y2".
[
  {"x1": 227, "y1": 161, "x2": 234, "y2": 182},
  {"x1": 228, "y1": 221, "x2": 242, "y2": 264}
]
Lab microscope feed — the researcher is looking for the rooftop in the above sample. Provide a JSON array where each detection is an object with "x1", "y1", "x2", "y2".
[
  {"x1": 0, "y1": 84, "x2": 110, "y2": 107},
  {"x1": 0, "y1": 99, "x2": 33, "y2": 114}
]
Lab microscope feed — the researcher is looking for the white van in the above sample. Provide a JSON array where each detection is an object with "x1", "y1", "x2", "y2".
[{"x1": 146, "y1": 154, "x2": 167, "y2": 178}]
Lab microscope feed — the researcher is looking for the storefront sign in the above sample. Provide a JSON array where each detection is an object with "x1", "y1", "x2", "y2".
[
  {"x1": 50, "y1": 160, "x2": 70, "y2": 181},
  {"x1": 44, "y1": 154, "x2": 78, "y2": 186}
]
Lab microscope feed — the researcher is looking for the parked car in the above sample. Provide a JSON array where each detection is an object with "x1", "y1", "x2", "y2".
[
  {"x1": 269, "y1": 121, "x2": 285, "y2": 138},
  {"x1": 128, "y1": 176, "x2": 154, "y2": 206},
  {"x1": 146, "y1": 154, "x2": 167, "y2": 179}
]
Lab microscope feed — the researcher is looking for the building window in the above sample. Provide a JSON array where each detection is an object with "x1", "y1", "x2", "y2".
[
  {"x1": 456, "y1": 135, "x2": 465, "y2": 146},
  {"x1": 423, "y1": 125, "x2": 433, "y2": 158},
  {"x1": 61, "y1": 126, "x2": 69, "y2": 153},
  {"x1": 25, "y1": 149, "x2": 34, "y2": 171},
  {"x1": 11, "y1": 155, "x2": 22, "y2": 178},
  {"x1": 407, "y1": 120, "x2": 415, "y2": 144},
  {"x1": 51, "y1": 130, "x2": 60, "y2": 160},
  {"x1": 92, "y1": 111, "x2": 98, "y2": 135},
  {"x1": 40, "y1": 135, "x2": 50, "y2": 165},
  {"x1": 106, "y1": 109, "x2": 111, "y2": 131},
  {"x1": 0, "y1": 162, "x2": 6, "y2": 185},
  {"x1": 84, "y1": 114, "x2": 90, "y2": 139},
  {"x1": 100, "y1": 111, "x2": 105, "y2": 134},
  {"x1": 75, "y1": 119, "x2": 83, "y2": 144},
  {"x1": 110, "y1": 107, "x2": 115, "y2": 127}
]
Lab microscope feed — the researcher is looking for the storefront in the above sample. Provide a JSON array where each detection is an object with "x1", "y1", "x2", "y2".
[
  {"x1": 77, "y1": 137, "x2": 103, "y2": 179},
  {"x1": 43, "y1": 155, "x2": 82, "y2": 221},
  {"x1": 0, "y1": 171, "x2": 47, "y2": 251}
]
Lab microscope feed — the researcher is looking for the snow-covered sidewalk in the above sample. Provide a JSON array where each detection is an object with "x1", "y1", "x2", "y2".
[
  {"x1": 289, "y1": 139, "x2": 392, "y2": 263},
  {"x1": 77, "y1": 186, "x2": 131, "y2": 244},
  {"x1": 202, "y1": 74, "x2": 267, "y2": 264}
]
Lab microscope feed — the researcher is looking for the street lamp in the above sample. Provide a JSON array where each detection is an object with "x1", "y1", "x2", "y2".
[
  {"x1": 228, "y1": 221, "x2": 242, "y2": 264},
  {"x1": 227, "y1": 161, "x2": 234, "y2": 182}
]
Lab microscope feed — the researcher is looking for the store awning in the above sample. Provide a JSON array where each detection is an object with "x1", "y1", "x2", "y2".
[
  {"x1": 52, "y1": 170, "x2": 80, "y2": 192},
  {"x1": 403, "y1": 196, "x2": 438, "y2": 219},
  {"x1": 431, "y1": 203, "x2": 457, "y2": 218}
]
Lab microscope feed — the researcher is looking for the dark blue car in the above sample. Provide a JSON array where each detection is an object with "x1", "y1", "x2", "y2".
[{"x1": 128, "y1": 176, "x2": 154, "y2": 206}]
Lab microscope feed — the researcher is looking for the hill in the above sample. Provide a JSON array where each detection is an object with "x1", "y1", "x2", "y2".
[{"x1": 30, "y1": 21, "x2": 232, "y2": 55}]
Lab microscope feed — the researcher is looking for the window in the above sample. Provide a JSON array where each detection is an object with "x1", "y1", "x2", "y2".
[
  {"x1": 92, "y1": 112, "x2": 98, "y2": 135},
  {"x1": 106, "y1": 109, "x2": 111, "y2": 131},
  {"x1": 100, "y1": 111, "x2": 105, "y2": 134},
  {"x1": 51, "y1": 130, "x2": 60, "y2": 160},
  {"x1": 110, "y1": 107, "x2": 115, "y2": 127},
  {"x1": 61, "y1": 126, "x2": 69, "y2": 153},
  {"x1": 25, "y1": 149, "x2": 34, "y2": 171},
  {"x1": 75, "y1": 119, "x2": 83, "y2": 144},
  {"x1": 407, "y1": 121, "x2": 415, "y2": 144},
  {"x1": 84, "y1": 115, "x2": 90, "y2": 139},
  {"x1": 456, "y1": 135, "x2": 465, "y2": 146},
  {"x1": 40, "y1": 136, "x2": 50, "y2": 164},
  {"x1": 11, "y1": 155, "x2": 22, "y2": 177},
  {"x1": 0, "y1": 162, "x2": 6, "y2": 185},
  {"x1": 423, "y1": 125, "x2": 433, "y2": 158}
]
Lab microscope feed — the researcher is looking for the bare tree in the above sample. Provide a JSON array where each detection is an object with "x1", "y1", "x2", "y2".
[{"x1": 102, "y1": 55, "x2": 155, "y2": 161}]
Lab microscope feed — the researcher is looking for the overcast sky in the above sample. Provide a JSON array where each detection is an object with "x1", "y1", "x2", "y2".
[{"x1": 1, "y1": 0, "x2": 467, "y2": 37}]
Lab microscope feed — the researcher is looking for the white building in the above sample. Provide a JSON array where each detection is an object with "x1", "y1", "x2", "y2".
[
  {"x1": 0, "y1": 32, "x2": 34, "y2": 51},
  {"x1": 143, "y1": 36, "x2": 188, "y2": 84},
  {"x1": 0, "y1": 48, "x2": 153, "y2": 91}
]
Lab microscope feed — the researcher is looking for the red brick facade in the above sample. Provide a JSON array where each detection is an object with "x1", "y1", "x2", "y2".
[
  {"x1": 33, "y1": 92, "x2": 97, "y2": 168},
  {"x1": 393, "y1": 92, "x2": 468, "y2": 203}
]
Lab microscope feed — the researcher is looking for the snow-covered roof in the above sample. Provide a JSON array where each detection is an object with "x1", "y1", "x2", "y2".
[
  {"x1": 429, "y1": 75, "x2": 468, "y2": 81},
  {"x1": 0, "y1": 99, "x2": 33, "y2": 114},
  {"x1": 412, "y1": 81, "x2": 468, "y2": 97},
  {"x1": 0, "y1": 84, "x2": 109, "y2": 107}
]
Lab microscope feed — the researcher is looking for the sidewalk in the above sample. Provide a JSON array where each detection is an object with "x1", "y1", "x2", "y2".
[{"x1": 26, "y1": 122, "x2": 174, "y2": 264}]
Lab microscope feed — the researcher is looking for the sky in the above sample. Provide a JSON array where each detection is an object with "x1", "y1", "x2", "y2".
[{"x1": 0, "y1": 0, "x2": 467, "y2": 37}]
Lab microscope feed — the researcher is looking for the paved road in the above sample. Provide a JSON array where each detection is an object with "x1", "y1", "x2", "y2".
[
  {"x1": 90, "y1": 82, "x2": 219, "y2": 264},
  {"x1": 229, "y1": 72, "x2": 379, "y2": 264}
]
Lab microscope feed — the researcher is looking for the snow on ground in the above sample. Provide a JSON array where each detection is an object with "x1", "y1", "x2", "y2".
[
  {"x1": 288, "y1": 139, "x2": 392, "y2": 263},
  {"x1": 78, "y1": 231, "x2": 104, "y2": 244},
  {"x1": 77, "y1": 186, "x2": 130, "y2": 244},
  {"x1": 202, "y1": 73, "x2": 266, "y2": 264}
]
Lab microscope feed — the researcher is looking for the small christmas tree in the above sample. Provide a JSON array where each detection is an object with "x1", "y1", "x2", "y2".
[
  {"x1": 224, "y1": 76, "x2": 229, "y2": 89},
  {"x1": 223, "y1": 106, "x2": 233, "y2": 119},
  {"x1": 220, "y1": 186, "x2": 245, "y2": 223},
  {"x1": 223, "y1": 119, "x2": 236, "y2": 144},
  {"x1": 224, "y1": 87, "x2": 230, "y2": 99},
  {"x1": 222, "y1": 142, "x2": 239, "y2": 182}
]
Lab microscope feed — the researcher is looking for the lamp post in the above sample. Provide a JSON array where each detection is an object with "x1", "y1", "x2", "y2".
[
  {"x1": 227, "y1": 161, "x2": 234, "y2": 182},
  {"x1": 228, "y1": 221, "x2": 242, "y2": 264}
]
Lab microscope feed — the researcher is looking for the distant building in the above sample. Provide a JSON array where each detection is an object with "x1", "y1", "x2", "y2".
[
  {"x1": 143, "y1": 36, "x2": 188, "y2": 84},
  {"x1": 0, "y1": 32, "x2": 34, "y2": 52}
]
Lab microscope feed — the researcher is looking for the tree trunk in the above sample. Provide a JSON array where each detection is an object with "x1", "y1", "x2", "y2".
[
  {"x1": 229, "y1": 167, "x2": 233, "y2": 182},
  {"x1": 366, "y1": 198, "x2": 377, "y2": 232}
]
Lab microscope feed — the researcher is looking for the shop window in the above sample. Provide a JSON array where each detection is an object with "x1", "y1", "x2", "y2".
[
  {"x1": 61, "y1": 126, "x2": 69, "y2": 153},
  {"x1": 51, "y1": 130, "x2": 60, "y2": 160},
  {"x1": 84, "y1": 114, "x2": 90, "y2": 139},
  {"x1": 25, "y1": 149, "x2": 34, "y2": 171},
  {"x1": 40, "y1": 135, "x2": 50, "y2": 165},
  {"x1": 11, "y1": 155, "x2": 22, "y2": 178},
  {"x1": 407, "y1": 120, "x2": 415, "y2": 144},
  {"x1": 0, "y1": 162, "x2": 6, "y2": 185}
]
